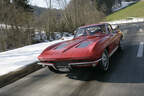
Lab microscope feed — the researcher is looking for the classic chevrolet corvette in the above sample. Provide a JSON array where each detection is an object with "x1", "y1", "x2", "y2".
[{"x1": 38, "y1": 23, "x2": 123, "y2": 73}]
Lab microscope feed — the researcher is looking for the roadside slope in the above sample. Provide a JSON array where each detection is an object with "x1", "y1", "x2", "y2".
[{"x1": 106, "y1": 1, "x2": 144, "y2": 21}]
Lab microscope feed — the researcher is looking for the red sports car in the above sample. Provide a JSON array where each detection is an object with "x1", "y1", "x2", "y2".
[{"x1": 38, "y1": 23, "x2": 123, "y2": 73}]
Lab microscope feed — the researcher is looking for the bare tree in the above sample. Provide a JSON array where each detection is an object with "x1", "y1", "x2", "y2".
[
  {"x1": 58, "y1": 0, "x2": 104, "y2": 32},
  {"x1": 0, "y1": 0, "x2": 34, "y2": 51},
  {"x1": 34, "y1": 0, "x2": 105, "y2": 42}
]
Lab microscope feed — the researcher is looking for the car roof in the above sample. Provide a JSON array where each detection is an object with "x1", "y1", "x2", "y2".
[{"x1": 79, "y1": 23, "x2": 108, "y2": 29}]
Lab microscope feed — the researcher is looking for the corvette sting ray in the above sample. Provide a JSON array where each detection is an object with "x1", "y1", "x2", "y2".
[{"x1": 38, "y1": 23, "x2": 123, "y2": 73}]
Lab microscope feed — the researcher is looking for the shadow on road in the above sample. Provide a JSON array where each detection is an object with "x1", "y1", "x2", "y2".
[
  {"x1": 66, "y1": 50, "x2": 124, "y2": 82},
  {"x1": 66, "y1": 44, "x2": 144, "y2": 83}
]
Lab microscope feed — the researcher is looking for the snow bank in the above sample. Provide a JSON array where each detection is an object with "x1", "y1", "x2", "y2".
[
  {"x1": 0, "y1": 37, "x2": 73, "y2": 76},
  {"x1": 108, "y1": 17, "x2": 144, "y2": 25}
]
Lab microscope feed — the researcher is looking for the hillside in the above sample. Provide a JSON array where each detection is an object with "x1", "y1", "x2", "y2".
[
  {"x1": 32, "y1": 6, "x2": 47, "y2": 15},
  {"x1": 106, "y1": 1, "x2": 144, "y2": 21}
]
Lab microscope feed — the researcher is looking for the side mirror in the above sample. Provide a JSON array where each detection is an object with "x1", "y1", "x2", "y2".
[
  {"x1": 113, "y1": 25, "x2": 120, "y2": 30},
  {"x1": 74, "y1": 30, "x2": 76, "y2": 34},
  {"x1": 116, "y1": 25, "x2": 120, "y2": 30},
  {"x1": 112, "y1": 25, "x2": 120, "y2": 33}
]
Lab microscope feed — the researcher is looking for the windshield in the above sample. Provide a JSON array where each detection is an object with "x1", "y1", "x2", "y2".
[{"x1": 74, "y1": 25, "x2": 106, "y2": 38}]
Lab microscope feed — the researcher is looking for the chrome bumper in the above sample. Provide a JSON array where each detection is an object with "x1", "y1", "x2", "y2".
[
  {"x1": 69, "y1": 58, "x2": 102, "y2": 65},
  {"x1": 37, "y1": 58, "x2": 102, "y2": 70},
  {"x1": 37, "y1": 62, "x2": 58, "y2": 70}
]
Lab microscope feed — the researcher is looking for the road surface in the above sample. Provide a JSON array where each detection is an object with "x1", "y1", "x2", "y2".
[{"x1": 0, "y1": 23, "x2": 144, "y2": 96}]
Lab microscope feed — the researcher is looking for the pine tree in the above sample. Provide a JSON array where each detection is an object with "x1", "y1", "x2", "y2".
[
  {"x1": 96, "y1": 0, "x2": 116, "y2": 14},
  {"x1": 12, "y1": 0, "x2": 32, "y2": 12}
]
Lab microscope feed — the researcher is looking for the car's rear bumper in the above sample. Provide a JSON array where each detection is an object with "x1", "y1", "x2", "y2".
[{"x1": 37, "y1": 58, "x2": 102, "y2": 70}]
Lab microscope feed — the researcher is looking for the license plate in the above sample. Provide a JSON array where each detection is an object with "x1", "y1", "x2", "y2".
[{"x1": 59, "y1": 68, "x2": 70, "y2": 72}]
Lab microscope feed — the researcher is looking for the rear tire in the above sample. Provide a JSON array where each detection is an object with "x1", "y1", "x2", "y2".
[
  {"x1": 99, "y1": 50, "x2": 110, "y2": 72},
  {"x1": 118, "y1": 38, "x2": 123, "y2": 51}
]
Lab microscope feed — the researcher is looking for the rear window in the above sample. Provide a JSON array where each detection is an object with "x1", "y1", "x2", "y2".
[{"x1": 74, "y1": 25, "x2": 106, "y2": 38}]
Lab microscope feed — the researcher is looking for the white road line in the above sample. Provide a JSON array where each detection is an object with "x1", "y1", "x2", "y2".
[
  {"x1": 137, "y1": 42, "x2": 144, "y2": 58},
  {"x1": 139, "y1": 29, "x2": 143, "y2": 33}
]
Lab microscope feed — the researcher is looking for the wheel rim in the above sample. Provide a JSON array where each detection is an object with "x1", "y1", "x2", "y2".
[{"x1": 102, "y1": 52, "x2": 109, "y2": 70}]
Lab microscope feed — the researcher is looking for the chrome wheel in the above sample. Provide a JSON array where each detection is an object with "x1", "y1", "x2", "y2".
[{"x1": 101, "y1": 50, "x2": 110, "y2": 71}]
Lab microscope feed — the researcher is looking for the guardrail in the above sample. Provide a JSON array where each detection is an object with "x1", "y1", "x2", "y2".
[{"x1": 107, "y1": 18, "x2": 144, "y2": 25}]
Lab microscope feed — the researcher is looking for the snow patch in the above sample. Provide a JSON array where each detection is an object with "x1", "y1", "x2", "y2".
[
  {"x1": 112, "y1": 1, "x2": 136, "y2": 12},
  {"x1": 0, "y1": 37, "x2": 73, "y2": 76},
  {"x1": 108, "y1": 17, "x2": 144, "y2": 25}
]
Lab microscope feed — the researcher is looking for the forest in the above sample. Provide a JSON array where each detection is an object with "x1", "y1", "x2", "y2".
[{"x1": 0, "y1": 0, "x2": 132, "y2": 51}]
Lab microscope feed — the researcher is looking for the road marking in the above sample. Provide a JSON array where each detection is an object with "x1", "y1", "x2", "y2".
[
  {"x1": 139, "y1": 29, "x2": 143, "y2": 33},
  {"x1": 137, "y1": 42, "x2": 144, "y2": 58}
]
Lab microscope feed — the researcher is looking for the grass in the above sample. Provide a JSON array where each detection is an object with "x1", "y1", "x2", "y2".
[{"x1": 106, "y1": 1, "x2": 144, "y2": 21}]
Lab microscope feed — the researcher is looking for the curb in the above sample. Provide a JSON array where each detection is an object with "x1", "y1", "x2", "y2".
[{"x1": 0, "y1": 62, "x2": 42, "y2": 88}]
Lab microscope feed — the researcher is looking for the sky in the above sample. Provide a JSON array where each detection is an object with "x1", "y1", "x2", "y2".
[{"x1": 29, "y1": 0, "x2": 70, "y2": 9}]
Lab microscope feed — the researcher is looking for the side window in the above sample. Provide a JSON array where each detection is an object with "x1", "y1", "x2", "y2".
[
  {"x1": 100, "y1": 25, "x2": 107, "y2": 34},
  {"x1": 107, "y1": 25, "x2": 113, "y2": 33},
  {"x1": 87, "y1": 26, "x2": 102, "y2": 35}
]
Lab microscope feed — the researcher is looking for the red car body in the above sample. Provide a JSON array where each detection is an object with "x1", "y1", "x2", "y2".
[{"x1": 38, "y1": 23, "x2": 123, "y2": 72}]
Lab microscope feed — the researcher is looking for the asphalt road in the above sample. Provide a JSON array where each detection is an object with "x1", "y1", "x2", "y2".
[{"x1": 0, "y1": 23, "x2": 144, "y2": 96}]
